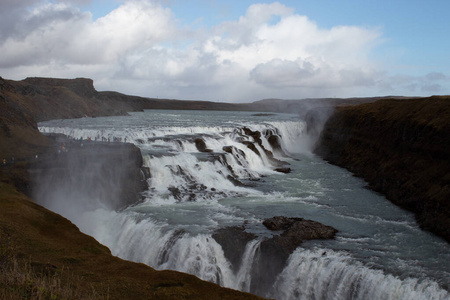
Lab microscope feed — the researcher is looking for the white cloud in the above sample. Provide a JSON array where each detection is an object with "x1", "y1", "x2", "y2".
[
  {"x1": 0, "y1": 1, "x2": 175, "y2": 67},
  {"x1": 0, "y1": 0, "x2": 447, "y2": 101}
]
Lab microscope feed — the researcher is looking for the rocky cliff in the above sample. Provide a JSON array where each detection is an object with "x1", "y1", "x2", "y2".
[
  {"x1": 0, "y1": 76, "x2": 263, "y2": 299},
  {"x1": 2, "y1": 75, "x2": 449, "y2": 296},
  {"x1": 315, "y1": 96, "x2": 450, "y2": 242},
  {"x1": 31, "y1": 137, "x2": 149, "y2": 212}
]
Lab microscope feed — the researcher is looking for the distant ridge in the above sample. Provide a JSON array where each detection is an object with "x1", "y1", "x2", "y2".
[
  {"x1": 0, "y1": 75, "x2": 425, "y2": 159},
  {"x1": 3, "y1": 76, "x2": 408, "y2": 121}
]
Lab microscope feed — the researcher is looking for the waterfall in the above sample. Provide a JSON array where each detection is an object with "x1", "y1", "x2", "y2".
[
  {"x1": 39, "y1": 120, "x2": 296, "y2": 203},
  {"x1": 78, "y1": 209, "x2": 261, "y2": 292},
  {"x1": 37, "y1": 110, "x2": 450, "y2": 300},
  {"x1": 272, "y1": 248, "x2": 450, "y2": 300},
  {"x1": 235, "y1": 239, "x2": 261, "y2": 292}
]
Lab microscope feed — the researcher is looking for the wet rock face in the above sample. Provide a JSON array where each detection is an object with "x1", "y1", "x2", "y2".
[
  {"x1": 240, "y1": 127, "x2": 289, "y2": 168},
  {"x1": 212, "y1": 217, "x2": 337, "y2": 296},
  {"x1": 212, "y1": 226, "x2": 256, "y2": 273},
  {"x1": 267, "y1": 135, "x2": 282, "y2": 152},
  {"x1": 31, "y1": 138, "x2": 148, "y2": 212},
  {"x1": 274, "y1": 167, "x2": 291, "y2": 173},
  {"x1": 315, "y1": 97, "x2": 450, "y2": 243},
  {"x1": 263, "y1": 216, "x2": 337, "y2": 251},
  {"x1": 251, "y1": 216, "x2": 337, "y2": 295},
  {"x1": 194, "y1": 138, "x2": 213, "y2": 152}
]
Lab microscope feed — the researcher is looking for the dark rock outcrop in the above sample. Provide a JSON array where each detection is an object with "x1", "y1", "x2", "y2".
[
  {"x1": 0, "y1": 78, "x2": 50, "y2": 160},
  {"x1": 267, "y1": 134, "x2": 283, "y2": 152},
  {"x1": 315, "y1": 96, "x2": 450, "y2": 242},
  {"x1": 31, "y1": 138, "x2": 148, "y2": 211},
  {"x1": 250, "y1": 216, "x2": 337, "y2": 295},
  {"x1": 274, "y1": 167, "x2": 291, "y2": 173},
  {"x1": 212, "y1": 226, "x2": 256, "y2": 273},
  {"x1": 240, "y1": 127, "x2": 289, "y2": 169},
  {"x1": 194, "y1": 138, "x2": 213, "y2": 152},
  {"x1": 213, "y1": 217, "x2": 337, "y2": 296},
  {"x1": 263, "y1": 216, "x2": 337, "y2": 250}
]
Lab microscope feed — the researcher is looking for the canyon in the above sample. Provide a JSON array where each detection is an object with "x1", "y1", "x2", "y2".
[{"x1": 1, "y1": 76, "x2": 449, "y2": 298}]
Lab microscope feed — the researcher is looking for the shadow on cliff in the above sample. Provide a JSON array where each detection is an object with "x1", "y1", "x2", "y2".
[
  {"x1": 31, "y1": 137, "x2": 148, "y2": 224},
  {"x1": 315, "y1": 96, "x2": 450, "y2": 243}
]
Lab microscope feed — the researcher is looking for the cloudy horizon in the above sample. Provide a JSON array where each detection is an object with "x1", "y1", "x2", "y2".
[{"x1": 0, "y1": 0, "x2": 448, "y2": 102}]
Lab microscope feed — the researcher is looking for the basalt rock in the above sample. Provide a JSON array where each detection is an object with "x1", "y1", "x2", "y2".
[
  {"x1": 251, "y1": 216, "x2": 337, "y2": 295},
  {"x1": 274, "y1": 167, "x2": 291, "y2": 174},
  {"x1": 264, "y1": 216, "x2": 337, "y2": 248},
  {"x1": 212, "y1": 226, "x2": 256, "y2": 273},
  {"x1": 214, "y1": 217, "x2": 337, "y2": 296},
  {"x1": 240, "y1": 127, "x2": 289, "y2": 169},
  {"x1": 194, "y1": 138, "x2": 213, "y2": 153},
  {"x1": 267, "y1": 135, "x2": 283, "y2": 152}
]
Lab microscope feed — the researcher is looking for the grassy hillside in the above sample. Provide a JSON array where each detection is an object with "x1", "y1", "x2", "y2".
[
  {"x1": 0, "y1": 76, "x2": 264, "y2": 299},
  {"x1": 0, "y1": 182, "x2": 262, "y2": 299}
]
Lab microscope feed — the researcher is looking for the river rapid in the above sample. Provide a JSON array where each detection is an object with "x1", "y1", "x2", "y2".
[{"x1": 38, "y1": 109, "x2": 450, "y2": 300}]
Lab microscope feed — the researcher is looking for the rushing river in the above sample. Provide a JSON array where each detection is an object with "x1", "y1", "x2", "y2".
[{"x1": 38, "y1": 109, "x2": 450, "y2": 300}]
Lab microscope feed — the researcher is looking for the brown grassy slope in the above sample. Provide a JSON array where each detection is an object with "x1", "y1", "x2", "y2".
[
  {"x1": 3, "y1": 77, "x2": 253, "y2": 123},
  {"x1": 315, "y1": 96, "x2": 450, "y2": 242},
  {"x1": 0, "y1": 82, "x2": 50, "y2": 161},
  {"x1": 0, "y1": 182, "x2": 263, "y2": 299},
  {"x1": 0, "y1": 77, "x2": 264, "y2": 299},
  {"x1": 3, "y1": 77, "x2": 131, "y2": 122}
]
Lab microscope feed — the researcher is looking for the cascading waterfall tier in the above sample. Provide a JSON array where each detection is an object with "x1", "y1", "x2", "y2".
[
  {"x1": 272, "y1": 248, "x2": 450, "y2": 300},
  {"x1": 38, "y1": 110, "x2": 450, "y2": 300},
  {"x1": 40, "y1": 116, "x2": 298, "y2": 203}
]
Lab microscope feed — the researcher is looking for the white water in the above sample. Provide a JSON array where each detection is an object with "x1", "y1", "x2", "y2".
[
  {"x1": 272, "y1": 249, "x2": 449, "y2": 300},
  {"x1": 38, "y1": 110, "x2": 450, "y2": 299}
]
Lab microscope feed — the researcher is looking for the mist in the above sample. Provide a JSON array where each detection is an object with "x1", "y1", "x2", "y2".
[{"x1": 32, "y1": 139, "x2": 147, "y2": 225}]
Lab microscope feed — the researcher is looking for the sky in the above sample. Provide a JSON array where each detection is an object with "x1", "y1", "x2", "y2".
[{"x1": 0, "y1": 0, "x2": 449, "y2": 102}]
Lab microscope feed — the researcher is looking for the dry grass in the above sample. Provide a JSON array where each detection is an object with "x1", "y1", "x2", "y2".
[
  {"x1": 0, "y1": 235, "x2": 108, "y2": 300},
  {"x1": 0, "y1": 182, "x2": 262, "y2": 299}
]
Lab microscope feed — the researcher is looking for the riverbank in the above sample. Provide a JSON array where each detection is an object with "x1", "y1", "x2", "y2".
[{"x1": 315, "y1": 96, "x2": 450, "y2": 242}]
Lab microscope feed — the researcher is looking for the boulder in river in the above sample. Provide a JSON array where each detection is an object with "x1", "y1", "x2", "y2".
[
  {"x1": 252, "y1": 216, "x2": 337, "y2": 295},
  {"x1": 194, "y1": 138, "x2": 213, "y2": 152}
]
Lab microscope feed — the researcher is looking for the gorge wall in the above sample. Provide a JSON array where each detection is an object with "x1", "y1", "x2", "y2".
[
  {"x1": 2, "y1": 75, "x2": 449, "y2": 297},
  {"x1": 0, "y1": 77, "x2": 264, "y2": 299},
  {"x1": 315, "y1": 96, "x2": 450, "y2": 242},
  {"x1": 31, "y1": 137, "x2": 149, "y2": 214}
]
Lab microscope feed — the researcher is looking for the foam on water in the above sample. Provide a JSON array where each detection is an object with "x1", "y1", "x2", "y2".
[
  {"x1": 272, "y1": 248, "x2": 450, "y2": 300},
  {"x1": 37, "y1": 110, "x2": 450, "y2": 299}
]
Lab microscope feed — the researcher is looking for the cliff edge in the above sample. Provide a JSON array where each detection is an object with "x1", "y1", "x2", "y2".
[
  {"x1": 315, "y1": 96, "x2": 450, "y2": 242},
  {"x1": 0, "y1": 76, "x2": 263, "y2": 299}
]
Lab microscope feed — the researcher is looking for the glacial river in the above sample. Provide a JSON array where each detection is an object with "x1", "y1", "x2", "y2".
[{"x1": 38, "y1": 109, "x2": 450, "y2": 299}]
